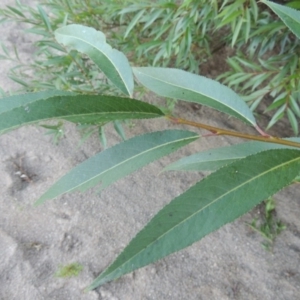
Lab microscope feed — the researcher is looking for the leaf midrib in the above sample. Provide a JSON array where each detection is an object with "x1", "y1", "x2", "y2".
[
  {"x1": 105, "y1": 154, "x2": 300, "y2": 276},
  {"x1": 61, "y1": 134, "x2": 199, "y2": 194},
  {"x1": 57, "y1": 31, "x2": 129, "y2": 95},
  {"x1": 135, "y1": 69, "x2": 253, "y2": 124},
  {"x1": 0, "y1": 111, "x2": 162, "y2": 135}
]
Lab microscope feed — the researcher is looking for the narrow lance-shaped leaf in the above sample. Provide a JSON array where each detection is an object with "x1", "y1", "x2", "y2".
[
  {"x1": 35, "y1": 130, "x2": 199, "y2": 205},
  {"x1": 133, "y1": 67, "x2": 256, "y2": 126},
  {"x1": 261, "y1": 0, "x2": 300, "y2": 39},
  {"x1": 0, "y1": 94, "x2": 164, "y2": 135},
  {"x1": 166, "y1": 138, "x2": 300, "y2": 171},
  {"x1": 55, "y1": 24, "x2": 134, "y2": 96},
  {"x1": 88, "y1": 149, "x2": 300, "y2": 289},
  {"x1": 0, "y1": 90, "x2": 75, "y2": 114}
]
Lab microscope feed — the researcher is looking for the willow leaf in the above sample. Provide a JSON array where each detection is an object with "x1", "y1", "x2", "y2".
[
  {"x1": 166, "y1": 138, "x2": 300, "y2": 171},
  {"x1": 0, "y1": 90, "x2": 75, "y2": 114},
  {"x1": 261, "y1": 0, "x2": 300, "y2": 39},
  {"x1": 88, "y1": 149, "x2": 300, "y2": 289},
  {"x1": 133, "y1": 67, "x2": 256, "y2": 126},
  {"x1": 55, "y1": 24, "x2": 134, "y2": 96},
  {"x1": 0, "y1": 95, "x2": 164, "y2": 135},
  {"x1": 35, "y1": 130, "x2": 199, "y2": 205}
]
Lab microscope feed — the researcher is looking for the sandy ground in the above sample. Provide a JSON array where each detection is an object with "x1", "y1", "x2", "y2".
[{"x1": 0, "y1": 1, "x2": 300, "y2": 299}]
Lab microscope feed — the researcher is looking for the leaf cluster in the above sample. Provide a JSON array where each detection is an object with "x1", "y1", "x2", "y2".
[
  {"x1": 116, "y1": 0, "x2": 300, "y2": 133},
  {"x1": 1, "y1": 0, "x2": 300, "y2": 132},
  {"x1": 0, "y1": 0, "x2": 127, "y2": 94}
]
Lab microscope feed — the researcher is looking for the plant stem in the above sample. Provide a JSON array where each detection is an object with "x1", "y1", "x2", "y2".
[{"x1": 166, "y1": 115, "x2": 300, "y2": 149}]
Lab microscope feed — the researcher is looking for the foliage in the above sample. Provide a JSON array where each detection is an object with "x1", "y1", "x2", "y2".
[
  {"x1": 248, "y1": 197, "x2": 286, "y2": 251},
  {"x1": 1, "y1": 0, "x2": 300, "y2": 133},
  {"x1": 0, "y1": 0, "x2": 300, "y2": 292},
  {"x1": 115, "y1": 0, "x2": 300, "y2": 133},
  {"x1": 55, "y1": 262, "x2": 83, "y2": 278}
]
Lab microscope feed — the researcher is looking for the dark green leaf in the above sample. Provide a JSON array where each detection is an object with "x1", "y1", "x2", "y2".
[
  {"x1": 88, "y1": 149, "x2": 300, "y2": 289},
  {"x1": 0, "y1": 90, "x2": 74, "y2": 114},
  {"x1": 0, "y1": 95, "x2": 164, "y2": 135}
]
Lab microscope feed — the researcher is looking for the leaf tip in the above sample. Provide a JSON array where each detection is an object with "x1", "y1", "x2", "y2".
[{"x1": 33, "y1": 195, "x2": 48, "y2": 207}]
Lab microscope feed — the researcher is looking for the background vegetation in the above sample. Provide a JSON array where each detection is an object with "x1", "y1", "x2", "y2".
[{"x1": 0, "y1": 0, "x2": 300, "y2": 134}]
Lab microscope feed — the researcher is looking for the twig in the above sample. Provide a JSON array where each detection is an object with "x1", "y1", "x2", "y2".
[{"x1": 166, "y1": 115, "x2": 300, "y2": 149}]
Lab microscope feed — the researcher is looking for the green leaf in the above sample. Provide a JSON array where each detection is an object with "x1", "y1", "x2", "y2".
[
  {"x1": 245, "y1": 8, "x2": 251, "y2": 42},
  {"x1": 287, "y1": 108, "x2": 299, "y2": 135},
  {"x1": 133, "y1": 67, "x2": 256, "y2": 126},
  {"x1": 55, "y1": 25, "x2": 134, "y2": 96},
  {"x1": 37, "y1": 40, "x2": 66, "y2": 52},
  {"x1": 37, "y1": 5, "x2": 52, "y2": 32},
  {"x1": 267, "y1": 105, "x2": 285, "y2": 129},
  {"x1": 124, "y1": 9, "x2": 145, "y2": 38},
  {"x1": 88, "y1": 149, "x2": 300, "y2": 289},
  {"x1": 113, "y1": 120, "x2": 126, "y2": 141},
  {"x1": 261, "y1": 0, "x2": 300, "y2": 39},
  {"x1": 250, "y1": 0, "x2": 258, "y2": 22},
  {"x1": 165, "y1": 139, "x2": 300, "y2": 171},
  {"x1": 8, "y1": 75, "x2": 29, "y2": 87},
  {"x1": 290, "y1": 95, "x2": 300, "y2": 118},
  {"x1": 216, "y1": 10, "x2": 241, "y2": 28},
  {"x1": 286, "y1": 1, "x2": 300, "y2": 10},
  {"x1": 265, "y1": 97, "x2": 286, "y2": 112},
  {"x1": 99, "y1": 126, "x2": 107, "y2": 149},
  {"x1": 35, "y1": 130, "x2": 199, "y2": 205},
  {"x1": 0, "y1": 94, "x2": 164, "y2": 135},
  {"x1": 7, "y1": 5, "x2": 26, "y2": 18},
  {"x1": 142, "y1": 9, "x2": 163, "y2": 30},
  {"x1": 0, "y1": 90, "x2": 75, "y2": 114},
  {"x1": 232, "y1": 17, "x2": 244, "y2": 47},
  {"x1": 24, "y1": 28, "x2": 52, "y2": 37}
]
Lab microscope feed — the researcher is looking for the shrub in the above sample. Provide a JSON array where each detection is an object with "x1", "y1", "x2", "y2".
[
  {"x1": 1, "y1": 0, "x2": 300, "y2": 133},
  {"x1": 0, "y1": 0, "x2": 299, "y2": 291}
]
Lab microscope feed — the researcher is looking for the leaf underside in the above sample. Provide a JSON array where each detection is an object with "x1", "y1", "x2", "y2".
[
  {"x1": 88, "y1": 149, "x2": 300, "y2": 289},
  {"x1": 166, "y1": 138, "x2": 300, "y2": 171},
  {"x1": 0, "y1": 94, "x2": 164, "y2": 135},
  {"x1": 133, "y1": 67, "x2": 256, "y2": 126},
  {"x1": 35, "y1": 130, "x2": 199, "y2": 205},
  {"x1": 55, "y1": 24, "x2": 134, "y2": 96}
]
